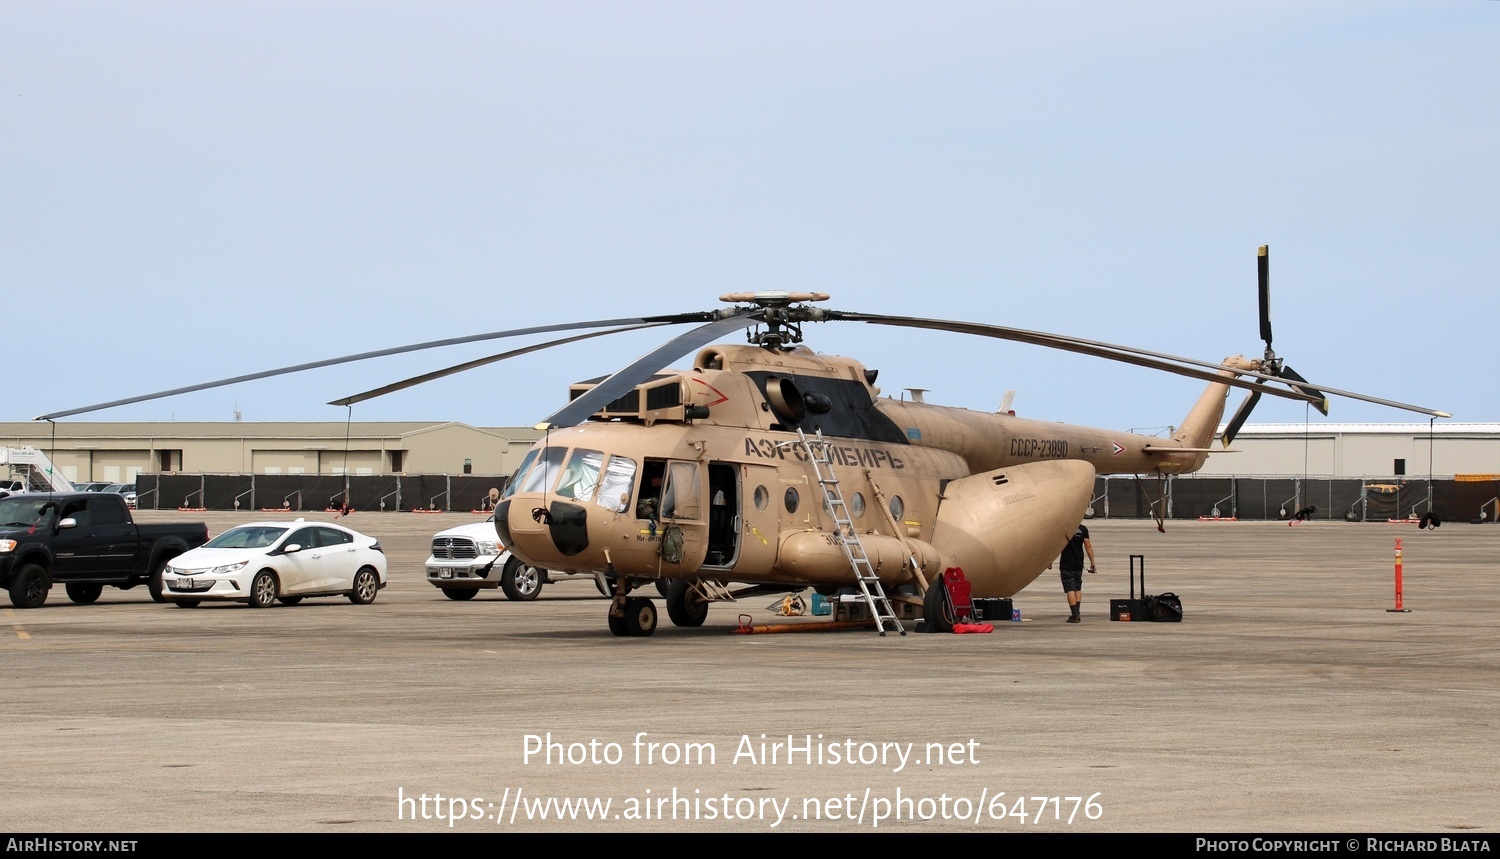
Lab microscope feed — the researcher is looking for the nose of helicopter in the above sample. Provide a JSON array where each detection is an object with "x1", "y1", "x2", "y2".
[{"x1": 493, "y1": 497, "x2": 592, "y2": 569}]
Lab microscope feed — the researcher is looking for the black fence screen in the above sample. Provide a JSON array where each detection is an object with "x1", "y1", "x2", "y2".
[
  {"x1": 1443, "y1": 478, "x2": 1500, "y2": 523},
  {"x1": 1076, "y1": 476, "x2": 1490, "y2": 523},
  {"x1": 136, "y1": 473, "x2": 511, "y2": 513},
  {"x1": 136, "y1": 472, "x2": 1497, "y2": 524}
]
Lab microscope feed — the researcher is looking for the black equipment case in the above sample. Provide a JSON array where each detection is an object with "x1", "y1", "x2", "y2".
[
  {"x1": 970, "y1": 597, "x2": 1014, "y2": 622},
  {"x1": 1110, "y1": 555, "x2": 1183, "y2": 622}
]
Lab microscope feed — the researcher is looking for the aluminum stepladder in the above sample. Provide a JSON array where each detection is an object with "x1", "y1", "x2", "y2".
[{"x1": 784, "y1": 428, "x2": 905, "y2": 636}]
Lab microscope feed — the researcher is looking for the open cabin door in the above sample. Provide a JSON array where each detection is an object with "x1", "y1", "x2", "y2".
[
  {"x1": 704, "y1": 462, "x2": 739, "y2": 569},
  {"x1": 657, "y1": 459, "x2": 708, "y2": 568}
]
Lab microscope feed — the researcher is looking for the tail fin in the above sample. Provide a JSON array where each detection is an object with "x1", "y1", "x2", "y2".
[{"x1": 1174, "y1": 356, "x2": 1260, "y2": 450}]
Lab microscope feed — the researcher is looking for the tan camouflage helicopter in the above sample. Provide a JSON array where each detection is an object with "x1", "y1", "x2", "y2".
[{"x1": 41, "y1": 247, "x2": 1448, "y2": 637}]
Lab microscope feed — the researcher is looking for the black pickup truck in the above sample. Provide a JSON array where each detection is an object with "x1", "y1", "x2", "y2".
[{"x1": 0, "y1": 492, "x2": 209, "y2": 608}]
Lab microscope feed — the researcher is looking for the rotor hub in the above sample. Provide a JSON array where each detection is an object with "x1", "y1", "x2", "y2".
[{"x1": 719, "y1": 292, "x2": 831, "y2": 350}]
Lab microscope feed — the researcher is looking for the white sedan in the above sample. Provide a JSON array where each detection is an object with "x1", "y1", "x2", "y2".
[{"x1": 161, "y1": 519, "x2": 387, "y2": 608}]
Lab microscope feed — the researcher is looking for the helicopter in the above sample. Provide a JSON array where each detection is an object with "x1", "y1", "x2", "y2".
[{"x1": 39, "y1": 247, "x2": 1449, "y2": 637}]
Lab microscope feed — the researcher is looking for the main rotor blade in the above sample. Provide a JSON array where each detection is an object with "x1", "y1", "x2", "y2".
[
  {"x1": 1278, "y1": 365, "x2": 1330, "y2": 416},
  {"x1": 825, "y1": 311, "x2": 1321, "y2": 405},
  {"x1": 328, "y1": 324, "x2": 673, "y2": 407},
  {"x1": 1258, "y1": 244, "x2": 1273, "y2": 347},
  {"x1": 824, "y1": 310, "x2": 1450, "y2": 418},
  {"x1": 536, "y1": 311, "x2": 757, "y2": 430},
  {"x1": 1222, "y1": 388, "x2": 1263, "y2": 447},
  {"x1": 34, "y1": 312, "x2": 719, "y2": 421}
]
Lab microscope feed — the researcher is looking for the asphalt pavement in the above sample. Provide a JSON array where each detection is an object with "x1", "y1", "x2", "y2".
[{"x1": 2, "y1": 511, "x2": 1496, "y2": 834}]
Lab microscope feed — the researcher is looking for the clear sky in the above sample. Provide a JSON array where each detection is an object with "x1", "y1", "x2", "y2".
[{"x1": 4, "y1": 2, "x2": 1495, "y2": 433}]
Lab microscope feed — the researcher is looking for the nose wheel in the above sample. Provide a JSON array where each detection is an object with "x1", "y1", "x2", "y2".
[{"x1": 609, "y1": 597, "x2": 658, "y2": 637}]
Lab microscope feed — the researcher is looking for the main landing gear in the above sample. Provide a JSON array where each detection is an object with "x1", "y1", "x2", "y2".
[{"x1": 607, "y1": 578, "x2": 716, "y2": 636}]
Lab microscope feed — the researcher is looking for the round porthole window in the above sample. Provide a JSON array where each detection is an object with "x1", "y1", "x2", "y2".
[
  {"x1": 850, "y1": 492, "x2": 866, "y2": 518},
  {"x1": 754, "y1": 485, "x2": 769, "y2": 511},
  {"x1": 889, "y1": 495, "x2": 904, "y2": 521},
  {"x1": 784, "y1": 487, "x2": 800, "y2": 514}
]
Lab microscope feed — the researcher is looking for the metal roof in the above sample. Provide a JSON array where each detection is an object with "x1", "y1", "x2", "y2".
[{"x1": 1221, "y1": 422, "x2": 1500, "y2": 436}]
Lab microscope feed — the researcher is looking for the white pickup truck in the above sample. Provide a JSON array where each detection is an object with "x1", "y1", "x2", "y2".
[{"x1": 424, "y1": 515, "x2": 607, "y2": 601}]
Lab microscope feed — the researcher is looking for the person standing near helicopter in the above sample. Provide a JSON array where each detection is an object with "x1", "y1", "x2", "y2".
[{"x1": 1050, "y1": 523, "x2": 1097, "y2": 623}]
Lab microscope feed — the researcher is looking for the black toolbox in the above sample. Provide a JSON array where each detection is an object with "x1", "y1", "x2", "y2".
[{"x1": 970, "y1": 597, "x2": 1014, "y2": 622}]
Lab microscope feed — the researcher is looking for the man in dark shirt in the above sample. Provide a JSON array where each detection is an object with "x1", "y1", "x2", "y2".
[{"x1": 1052, "y1": 523, "x2": 1096, "y2": 623}]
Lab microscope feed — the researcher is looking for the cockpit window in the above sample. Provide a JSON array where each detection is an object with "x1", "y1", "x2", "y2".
[
  {"x1": 596, "y1": 455, "x2": 637, "y2": 513},
  {"x1": 556, "y1": 449, "x2": 604, "y2": 502},
  {"x1": 501, "y1": 449, "x2": 539, "y2": 499},
  {"x1": 515, "y1": 446, "x2": 567, "y2": 495}
]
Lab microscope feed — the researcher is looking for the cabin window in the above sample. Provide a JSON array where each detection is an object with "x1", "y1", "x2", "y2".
[
  {"x1": 889, "y1": 495, "x2": 904, "y2": 521},
  {"x1": 596, "y1": 455, "x2": 637, "y2": 513},
  {"x1": 784, "y1": 487, "x2": 800, "y2": 514},
  {"x1": 753, "y1": 485, "x2": 769, "y2": 511},
  {"x1": 850, "y1": 492, "x2": 866, "y2": 518}
]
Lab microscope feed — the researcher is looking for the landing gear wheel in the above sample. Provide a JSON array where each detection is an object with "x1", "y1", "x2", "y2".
[
  {"x1": 608, "y1": 608, "x2": 627, "y2": 636},
  {"x1": 248, "y1": 571, "x2": 278, "y2": 608},
  {"x1": 66, "y1": 583, "x2": 103, "y2": 605},
  {"x1": 665, "y1": 579, "x2": 709, "y2": 628},
  {"x1": 278, "y1": 596, "x2": 303, "y2": 606},
  {"x1": 656, "y1": 579, "x2": 672, "y2": 598},
  {"x1": 442, "y1": 587, "x2": 478, "y2": 601},
  {"x1": 500, "y1": 557, "x2": 544, "y2": 601},
  {"x1": 623, "y1": 597, "x2": 658, "y2": 636},
  {"x1": 923, "y1": 582, "x2": 955, "y2": 633},
  {"x1": 9, "y1": 563, "x2": 49, "y2": 609},
  {"x1": 349, "y1": 567, "x2": 380, "y2": 604}
]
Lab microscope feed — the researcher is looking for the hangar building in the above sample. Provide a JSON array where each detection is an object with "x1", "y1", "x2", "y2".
[{"x1": 4, "y1": 421, "x2": 1496, "y2": 520}]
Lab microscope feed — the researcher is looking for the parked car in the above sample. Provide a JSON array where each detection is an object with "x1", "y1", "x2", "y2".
[
  {"x1": 161, "y1": 518, "x2": 387, "y2": 608},
  {"x1": 101, "y1": 483, "x2": 137, "y2": 507},
  {"x1": 76, "y1": 482, "x2": 112, "y2": 493},
  {"x1": 0, "y1": 492, "x2": 208, "y2": 607},
  {"x1": 425, "y1": 515, "x2": 605, "y2": 600}
]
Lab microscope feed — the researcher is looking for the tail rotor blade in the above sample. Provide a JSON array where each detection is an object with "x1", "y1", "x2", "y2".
[
  {"x1": 1257, "y1": 245, "x2": 1273, "y2": 347},
  {"x1": 1222, "y1": 388, "x2": 1263, "y2": 447},
  {"x1": 1279, "y1": 365, "x2": 1330, "y2": 416}
]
